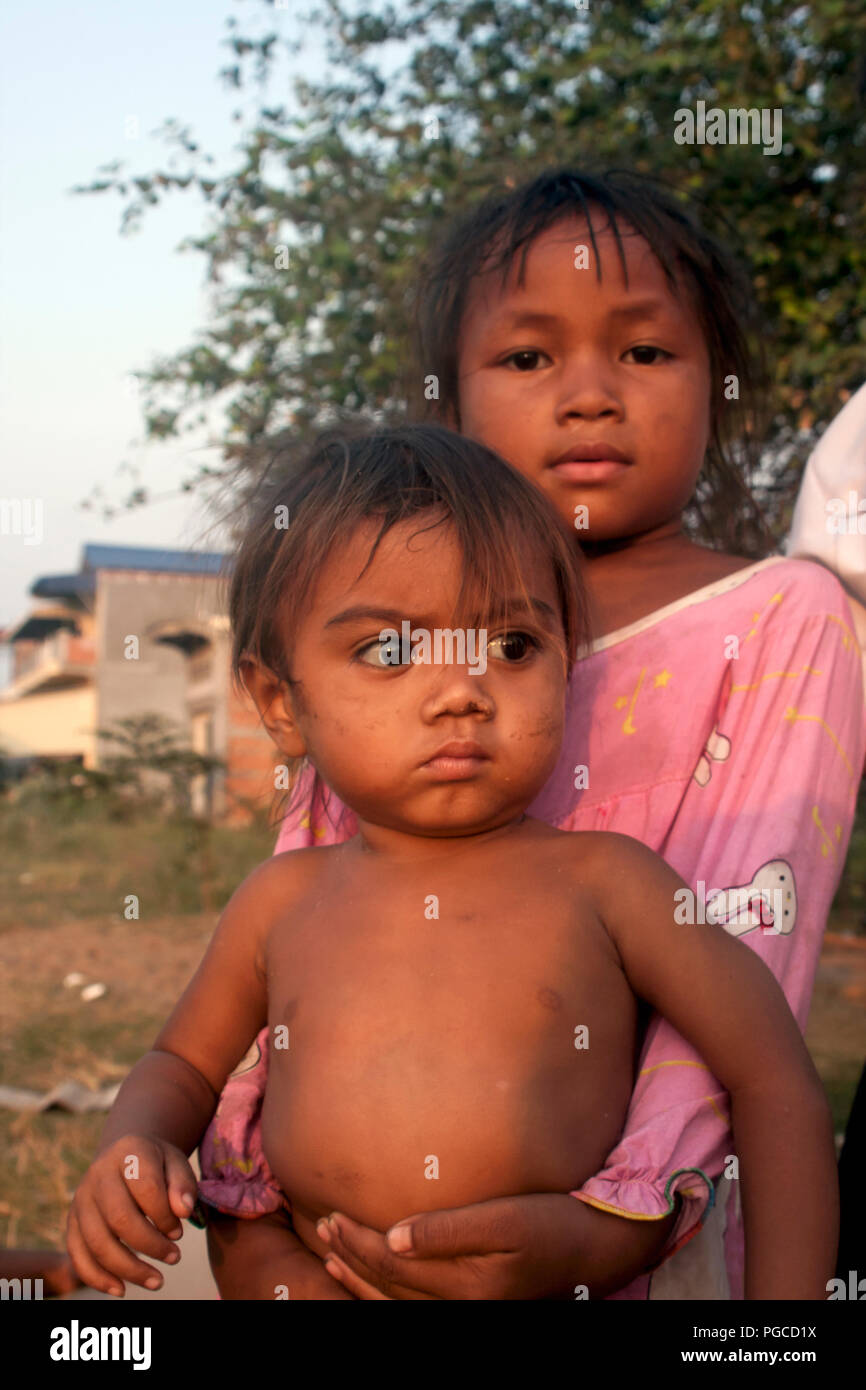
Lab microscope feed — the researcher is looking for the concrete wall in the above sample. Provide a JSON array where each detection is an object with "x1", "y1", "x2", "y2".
[
  {"x1": 3, "y1": 566, "x2": 280, "y2": 820},
  {"x1": 0, "y1": 685, "x2": 97, "y2": 760},
  {"x1": 94, "y1": 570, "x2": 226, "y2": 763}
]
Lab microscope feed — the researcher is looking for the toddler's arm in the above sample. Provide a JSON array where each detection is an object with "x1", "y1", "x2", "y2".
[
  {"x1": 591, "y1": 833, "x2": 837, "y2": 1301},
  {"x1": 67, "y1": 856, "x2": 281, "y2": 1295}
]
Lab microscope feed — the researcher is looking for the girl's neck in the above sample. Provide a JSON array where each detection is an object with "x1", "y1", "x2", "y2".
[{"x1": 581, "y1": 521, "x2": 754, "y2": 641}]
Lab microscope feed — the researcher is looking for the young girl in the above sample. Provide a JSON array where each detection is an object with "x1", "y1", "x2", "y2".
[
  {"x1": 67, "y1": 424, "x2": 838, "y2": 1301},
  {"x1": 190, "y1": 168, "x2": 866, "y2": 1303}
]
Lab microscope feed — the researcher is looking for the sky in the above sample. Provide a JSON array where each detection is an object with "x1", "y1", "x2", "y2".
[{"x1": 0, "y1": 0, "x2": 319, "y2": 646}]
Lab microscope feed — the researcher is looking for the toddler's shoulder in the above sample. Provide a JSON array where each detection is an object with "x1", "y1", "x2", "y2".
[
  {"x1": 233, "y1": 843, "x2": 338, "y2": 915},
  {"x1": 553, "y1": 828, "x2": 674, "y2": 890}
]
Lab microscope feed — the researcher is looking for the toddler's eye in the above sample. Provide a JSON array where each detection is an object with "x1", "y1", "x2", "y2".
[
  {"x1": 487, "y1": 631, "x2": 538, "y2": 663},
  {"x1": 356, "y1": 639, "x2": 408, "y2": 668},
  {"x1": 623, "y1": 345, "x2": 672, "y2": 365},
  {"x1": 502, "y1": 350, "x2": 548, "y2": 372}
]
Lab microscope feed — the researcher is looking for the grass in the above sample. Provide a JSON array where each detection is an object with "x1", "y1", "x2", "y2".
[{"x1": 0, "y1": 800, "x2": 275, "y2": 930}]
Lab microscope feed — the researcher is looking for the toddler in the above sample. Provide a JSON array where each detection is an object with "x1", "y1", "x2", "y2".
[{"x1": 67, "y1": 424, "x2": 837, "y2": 1301}]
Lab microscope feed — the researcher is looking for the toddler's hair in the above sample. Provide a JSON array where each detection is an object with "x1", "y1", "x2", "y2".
[
  {"x1": 409, "y1": 166, "x2": 775, "y2": 555},
  {"x1": 230, "y1": 422, "x2": 591, "y2": 699}
]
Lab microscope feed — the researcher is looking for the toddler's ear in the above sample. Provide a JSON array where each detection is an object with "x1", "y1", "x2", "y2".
[{"x1": 239, "y1": 657, "x2": 307, "y2": 759}]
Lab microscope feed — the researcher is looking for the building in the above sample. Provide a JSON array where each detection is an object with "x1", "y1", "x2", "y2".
[{"x1": 0, "y1": 544, "x2": 281, "y2": 822}]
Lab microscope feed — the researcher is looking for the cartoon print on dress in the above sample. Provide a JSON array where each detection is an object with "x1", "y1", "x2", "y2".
[
  {"x1": 705, "y1": 860, "x2": 797, "y2": 938},
  {"x1": 693, "y1": 726, "x2": 732, "y2": 787}
]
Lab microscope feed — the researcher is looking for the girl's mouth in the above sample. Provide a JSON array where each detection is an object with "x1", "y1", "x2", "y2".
[
  {"x1": 547, "y1": 441, "x2": 633, "y2": 483},
  {"x1": 549, "y1": 459, "x2": 631, "y2": 483}
]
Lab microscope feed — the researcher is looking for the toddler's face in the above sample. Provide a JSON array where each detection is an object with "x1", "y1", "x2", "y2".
[
  {"x1": 455, "y1": 213, "x2": 713, "y2": 543},
  {"x1": 279, "y1": 516, "x2": 569, "y2": 840}
]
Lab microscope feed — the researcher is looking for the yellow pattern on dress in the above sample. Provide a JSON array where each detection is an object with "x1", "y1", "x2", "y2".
[
  {"x1": 827, "y1": 613, "x2": 857, "y2": 650},
  {"x1": 730, "y1": 666, "x2": 822, "y2": 693},
  {"x1": 744, "y1": 591, "x2": 783, "y2": 642},
  {"x1": 811, "y1": 806, "x2": 843, "y2": 860},
  {"x1": 614, "y1": 667, "x2": 673, "y2": 735},
  {"x1": 299, "y1": 813, "x2": 327, "y2": 839},
  {"x1": 639, "y1": 1059, "x2": 711, "y2": 1079},
  {"x1": 784, "y1": 708, "x2": 855, "y2": 782}
]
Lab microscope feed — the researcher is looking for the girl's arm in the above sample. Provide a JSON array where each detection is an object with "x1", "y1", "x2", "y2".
[
  {"x1": 206, "y1": 1208, "x2": 355, "y2": 1300},
  {"x1": 593, "y1": 833, "x2": 837, "y2": 1301}
]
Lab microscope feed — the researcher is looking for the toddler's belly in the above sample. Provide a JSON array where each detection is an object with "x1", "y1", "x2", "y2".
[{"x1": 261, "y1": 1034, "x2": 633, "y2": 1254}]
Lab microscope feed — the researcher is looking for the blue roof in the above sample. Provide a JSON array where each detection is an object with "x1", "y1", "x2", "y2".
[
  {"x1": 82, "y1": 544, "x2": 229, "y2": 576},
  {"x1": 30, "y1": 544, "x2": 230, "y2": 600},
  {"x1": 31, "y1": 572, "x2": 95, "y2": 599}
]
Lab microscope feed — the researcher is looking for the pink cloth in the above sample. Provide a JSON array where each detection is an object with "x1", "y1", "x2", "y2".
[{"x1": 199, "y1": 555, "x2": 865, "y2": 1298}]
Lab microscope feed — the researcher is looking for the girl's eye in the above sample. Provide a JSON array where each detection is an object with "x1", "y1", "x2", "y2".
[
  {"x1": 487, "y1": 631, "x2": 539, "y2": 663},
  {"x1": 356, "y1": 639, "x2": 408, "y2": 668},
  {"x1": 502, "y1": 349, "x2": 549, "y2": 372},
  {"x1": 623, "y1": 345, "x2": 672, "y2": 365}
]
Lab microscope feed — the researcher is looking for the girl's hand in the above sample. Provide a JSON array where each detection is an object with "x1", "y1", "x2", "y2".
[
  {"x1": 66, "y1": 1135, "x2": 199, "y2": 1296},
  {"x1": 318, "y1": 1194, "x2": 592, "y2": 1300}
]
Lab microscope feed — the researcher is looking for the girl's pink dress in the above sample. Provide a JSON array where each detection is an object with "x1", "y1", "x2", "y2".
[{"x1": 199, "y1": 555, "x2": 865, "y2": 1299}]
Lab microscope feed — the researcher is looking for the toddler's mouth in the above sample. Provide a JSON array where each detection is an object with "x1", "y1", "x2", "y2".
[{"x1": 420, "y1": 740, "x2": 491, "y2": 779}]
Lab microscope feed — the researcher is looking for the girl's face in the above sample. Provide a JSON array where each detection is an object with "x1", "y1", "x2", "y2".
[
  {"x1": 273, "y1": 516, "x2": 569, "y2": 843},
  {"x1": 455, "y1": 214, "x2": 713, "y2": 544}
]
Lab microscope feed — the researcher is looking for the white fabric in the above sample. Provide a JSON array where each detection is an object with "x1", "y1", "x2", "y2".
[
  {"x1": 787, "y1": 382, "x2": 866, "y2": 682},
  {"x1": 649, "y1": 1178, "x2": 734, "y2": 1301}
]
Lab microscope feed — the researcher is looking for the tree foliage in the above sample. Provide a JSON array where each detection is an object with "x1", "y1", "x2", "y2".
[{"x1": 76, "y1": 0, "x2": 866, "y2": 533}]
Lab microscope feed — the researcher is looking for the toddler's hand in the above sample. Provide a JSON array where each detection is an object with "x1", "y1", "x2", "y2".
[{"x1": 66, "y1": 1134, "x2": 198, "y2": 1296}]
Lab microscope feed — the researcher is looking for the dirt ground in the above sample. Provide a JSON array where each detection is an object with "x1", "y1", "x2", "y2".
[
  {"x1": 1, "y1": 913, "x2": 864, "y2": 1255},
  {"x1": 0, "y1": 913, "x2": 214, "y2": 1250}
]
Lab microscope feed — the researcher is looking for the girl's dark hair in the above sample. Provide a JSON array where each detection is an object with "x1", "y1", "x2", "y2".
[
  {"x1": 409, "y1": 166, "x2": 776, "y2": 556},
  {"x1": 230, "y1": 422, "x2": 590, "y2": 820}
]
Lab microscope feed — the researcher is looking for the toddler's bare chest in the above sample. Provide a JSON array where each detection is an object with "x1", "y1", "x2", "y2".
[{"x1": 271, "y1": 875, "x2": 612, "y2": 1027}]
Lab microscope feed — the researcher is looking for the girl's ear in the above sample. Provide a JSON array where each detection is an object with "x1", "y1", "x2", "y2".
[{"x1": 239, "y1": 657, "x2": 307, "y2": 759}]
